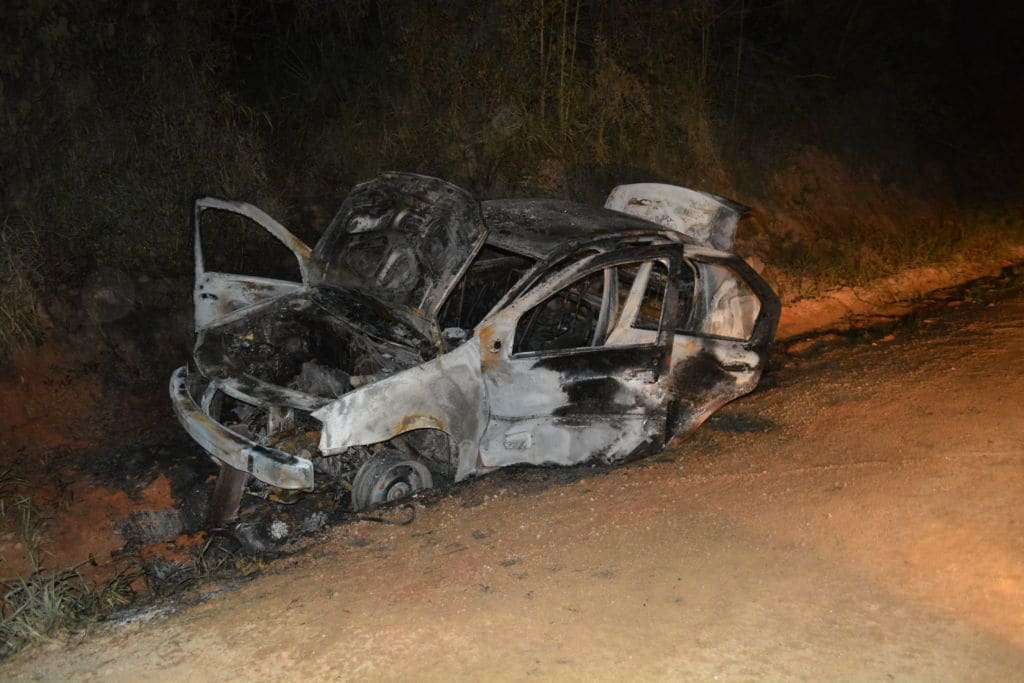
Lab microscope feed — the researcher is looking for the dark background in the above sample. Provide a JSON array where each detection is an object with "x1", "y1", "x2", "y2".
[{"x1": 2, "y1": 0, "x2": 1022, "y2": 354}]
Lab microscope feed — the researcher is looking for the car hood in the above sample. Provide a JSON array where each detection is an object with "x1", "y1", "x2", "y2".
[{"x1": 312, "y1": 173, "x2": 488, "y2": 317}]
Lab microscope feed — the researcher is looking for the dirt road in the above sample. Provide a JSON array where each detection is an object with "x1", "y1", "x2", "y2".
[{"x1": 6, "y1": 276, "x2": 1024, "y2": 681}]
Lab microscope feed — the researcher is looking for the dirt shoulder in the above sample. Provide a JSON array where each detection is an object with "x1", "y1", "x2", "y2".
[
  {"x1": 4, "y1": 255, "x2": 1023, "y2": 680},
  {"x1": 0, "y1": 257, "x2": 1022, "y2": 639},
  {"x1": 775, "y1": 246, "x2": 1024, "y2": 339}
]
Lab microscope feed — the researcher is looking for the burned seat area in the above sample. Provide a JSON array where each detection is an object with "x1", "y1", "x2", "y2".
[
  {"x1": 505, "y1": 256, "x2": 762, "y2": 355},
  {"x1": 513, "y1": 269, "x2": 608, "y2": 353}
]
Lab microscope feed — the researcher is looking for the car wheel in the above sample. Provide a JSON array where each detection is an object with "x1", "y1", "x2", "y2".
[{"x1": 351, "y1": 451, "x2": 433, "y2": 511}]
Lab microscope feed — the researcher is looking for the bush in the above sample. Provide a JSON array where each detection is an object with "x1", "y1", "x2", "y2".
[
  {"x1": 1, "y1": 1, "x2": 1021, "y2": 355},
  {"x1": 1, "y1": 3, "x2": 279, "y2": 354}
]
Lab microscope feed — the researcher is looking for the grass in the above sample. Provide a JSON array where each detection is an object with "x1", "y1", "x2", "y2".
[
  {"x1": 0, "y1": 473, "x2": 263, "y2": 659},
  {"x1": 793, "y1": 209, "x2": 1021, "y2": 290},
  {"x1": 0, "y1": 568, "x2": 134, "y2": 658},
  {"x1": 0, "y1": 506, "x2": 261, "y2": 660},
  {"x1": 0, "y1": 220, "x2": 44, "y2": 352},
  {"x1": 747, "y1": 149, "x2": 1024, "y2": 299},
  {"x1": 762, "y1": 215, "x2": 1024, "y2": 303},
  {"x1": 0, "y1": 480, "x2": 135, "y2": 659},
  {"x1": 0, "y1": 470, "x2": 26, "y2": 519}
]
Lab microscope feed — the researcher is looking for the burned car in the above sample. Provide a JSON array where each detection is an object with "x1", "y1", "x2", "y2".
[{"x1": 170, "y1": 173, "x2": 779, "y2": 523}]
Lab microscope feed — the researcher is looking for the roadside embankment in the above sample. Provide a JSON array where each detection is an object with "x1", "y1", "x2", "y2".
[{"x1": 775, "y1": 246, "x2": 1024, "y2": 341}]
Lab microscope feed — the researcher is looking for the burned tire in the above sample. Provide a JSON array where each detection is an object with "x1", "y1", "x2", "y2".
[{"x1": 351, "y1": 452, "x2": 433, "y2": 511}]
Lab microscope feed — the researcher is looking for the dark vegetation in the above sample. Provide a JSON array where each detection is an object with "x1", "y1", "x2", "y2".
[{"x1": 2, "y1": 1, "x2": 1023, "y2": 352}]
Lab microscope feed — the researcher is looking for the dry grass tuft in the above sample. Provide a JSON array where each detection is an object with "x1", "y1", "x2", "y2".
[
  {"x1": 0, "y1": 483, "x2": 136, "y2": 659},
  {"x1": 750, "y1": 150, "x2": 1024, "y2": 299},
  {"x1": 0, "y1": 568, "x2": 134, "y2": 658}
]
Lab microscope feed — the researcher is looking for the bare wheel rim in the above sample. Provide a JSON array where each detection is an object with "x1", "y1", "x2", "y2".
[{"x1": 351, "y1": 453, "x2": 433, "y2": 511}]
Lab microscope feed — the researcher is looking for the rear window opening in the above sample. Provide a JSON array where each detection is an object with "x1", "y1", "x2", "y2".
[{"x1": 621, "y1": 259, "x2": 760, "y2": 341}]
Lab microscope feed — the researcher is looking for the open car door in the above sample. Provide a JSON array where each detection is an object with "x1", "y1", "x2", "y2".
[
  {"x1": 662, "y1": 250, "x2": 780, "y2": 438},
  {"x1": 192, "y1": 198, "x2": 315, "y2": 330}
]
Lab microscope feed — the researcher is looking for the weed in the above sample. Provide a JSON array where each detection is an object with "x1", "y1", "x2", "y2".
[
  {"x1": 0, "y1": 485, "x2": 136, "y2": 659},
  {"x1": 0, "y1": 470, "x2": 27, "y2": 519},
  {"x1": 1, "y1": 570, "x2": 88, "y2": 655},
  {"x1": 0, "y1": 566, "x2": 136, "y2": 659},
  {"x1": 12, "y1": 498, "x2": 46, "y2": 574},
  {"x1": 0, "y1": 220, "x2": 44, "y2": 351}
]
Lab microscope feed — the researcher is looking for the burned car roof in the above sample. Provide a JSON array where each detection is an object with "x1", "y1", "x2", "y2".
[{"x1": 482, "y1": 198, "x2": 687, "y2": 259}]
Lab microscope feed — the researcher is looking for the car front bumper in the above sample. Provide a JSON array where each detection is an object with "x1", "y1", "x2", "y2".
[{"x1": 169, "y1": 366, "x2": 315, "y2": 490}]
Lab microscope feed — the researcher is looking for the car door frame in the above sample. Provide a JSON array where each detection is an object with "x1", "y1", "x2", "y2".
[
  {"x1": 475, "y1": 244, "x2": 682, "y2": 468},
  {"x1": 664, "y1": 245, "x2": 781, "y2": 440},
  {"x1": 192, "y1": 197, "x2": 317, "y2": 330}
]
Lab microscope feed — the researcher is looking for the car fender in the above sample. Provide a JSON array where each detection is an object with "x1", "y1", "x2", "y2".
[{"x1": 313, "y1": 338, "x2": 488, "y2": 480}]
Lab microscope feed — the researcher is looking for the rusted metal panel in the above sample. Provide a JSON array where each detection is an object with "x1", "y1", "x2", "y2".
[
  {"x1": 206, "y1": 463, "x2": 250, "y2": 528},
  {"x1": 169, "y1": 367, "x2": 314, "y2": 490}
]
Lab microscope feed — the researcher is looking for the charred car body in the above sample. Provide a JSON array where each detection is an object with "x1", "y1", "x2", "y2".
[{"x1": 170, "y1": 173, "x2": 779, "y2": 523}]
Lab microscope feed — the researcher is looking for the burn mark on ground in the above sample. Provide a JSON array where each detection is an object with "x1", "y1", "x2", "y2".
[
  {"x1": 75, "y1": 434, "x2": 216, "y2": 504},
  {"x1": 705, "y1": 412, "x2": 777, "y2": 434}
]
